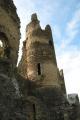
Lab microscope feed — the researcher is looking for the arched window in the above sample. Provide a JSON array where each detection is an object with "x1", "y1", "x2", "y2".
[{"x1": 0, "y1": 32, "x2": 10, "y2": 59}]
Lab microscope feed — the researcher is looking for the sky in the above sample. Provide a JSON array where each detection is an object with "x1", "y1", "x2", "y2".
[{"x1": 13, "y1": 0, "x2": 80, "y2": 99}]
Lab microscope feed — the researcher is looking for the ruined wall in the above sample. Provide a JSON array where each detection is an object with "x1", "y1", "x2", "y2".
[
  {"x1": 0, "y1": 1, "x2": 80, "y2": 120},
  {"x1": 18, "y1": 41, "x2": 28, "y2": 79},
  {"x1": 0, "y1": 0, "x2": 20, "y2": 66},
  {"x1": 58, "y1": 69, "x2": 66, "y2": 94}
]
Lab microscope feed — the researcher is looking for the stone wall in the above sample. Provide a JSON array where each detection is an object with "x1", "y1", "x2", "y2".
[
  {"x1": 0, "y1": 1, "x2": 80, "y2": 120},
  {"x1": 0, "y1": 0, "x2": 20, "y2": 65},
  {"x1": 18, "y1": 13, "x2": 61, "y2": 88}
]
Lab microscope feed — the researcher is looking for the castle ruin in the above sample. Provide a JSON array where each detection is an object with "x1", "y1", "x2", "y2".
[{"x1": 0, "y1": 0, "x2": 80, "y2": 120}]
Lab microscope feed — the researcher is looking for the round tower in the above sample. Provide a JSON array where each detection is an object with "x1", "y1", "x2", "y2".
[
  {"x1": 19, "y1": 13, "x2": 60, "y2": 87},
  {"x1": 0, "y1": 0, "x2": 20, "y2": 66}
]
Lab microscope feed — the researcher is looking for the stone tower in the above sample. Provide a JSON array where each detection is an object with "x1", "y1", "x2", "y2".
[
  {"x1": 0, "y1": 1, "x2": 80, "y2": 119},
  {"x1": 19, "y1": 13, "x2": 61, "y2": 88},
  {"x1": 0, "y1": 0, "x2": 20, "y2": 68}
]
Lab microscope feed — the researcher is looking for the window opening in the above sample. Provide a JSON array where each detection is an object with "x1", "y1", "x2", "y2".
[
  {"x1": 0, "y1": 40, "x2": 3, "y2": 47},
  {"x1": 49, "y1": 40, "x2": 53, "y2": 46},
  {"x1": 33, "y1": 104, "x2": 36, "y2": 120},
  {"x1": 37, "y1": 63, "x2": 41, "y2": 75},
  {"x1": 0, "y1": 40, "x2": 4, "y2": 58},
  {"x1": 0, "y1": 32, "x2": 11, "y2": 59}
]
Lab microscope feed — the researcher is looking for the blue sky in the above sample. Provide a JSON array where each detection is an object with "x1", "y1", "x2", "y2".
[{"x1": 13, "y1": 0, "x2": 80, "y2": 99}]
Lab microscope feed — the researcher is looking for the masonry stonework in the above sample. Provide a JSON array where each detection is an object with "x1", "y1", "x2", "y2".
[
  {"x1": 19, "y1": 13, "x2": 60, "y2": 87},
  {"x1": 0, "y1": 0, "x2": 20, "y2": 66},
  {"x1": 0, "y1": 0, "x2": 80, "y2": 120}
]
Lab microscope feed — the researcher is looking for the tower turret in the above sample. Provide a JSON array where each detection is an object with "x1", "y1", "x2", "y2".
[{"x1": 19, "y1": 13, "x2": 60, "y2": 87}]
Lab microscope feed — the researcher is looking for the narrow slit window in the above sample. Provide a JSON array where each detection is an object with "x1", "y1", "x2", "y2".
[
  {"x1": 33, "y1": 104, "x2": 36, "y2": 120},
  {"x1": 37, "y1": 63, "x2": 41, "y2": 75},
  {"x1": 49, "y1": 40, "x2": 53, "y2": 46}
]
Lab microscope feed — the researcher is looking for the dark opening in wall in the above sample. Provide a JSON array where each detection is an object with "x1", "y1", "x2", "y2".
[
  {"x1": 33, "y1": 104, "x2": 36, "y2": 120},
  {"x1": 37, "y1": 63, "x2": 41, "y2": 75},
  {"x1": 49, "y1": 40, "x2": 53, "y2": 46},
  {"x1": 0, "y1": 32, "x2": 11, "y2": 59}
]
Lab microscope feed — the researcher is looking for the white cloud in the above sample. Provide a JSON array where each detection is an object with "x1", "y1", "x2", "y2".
[
  {"x1": 57, "y1": 48, "x2": 80, "y2": 98},
  {"x1": 56, "y1": 9, "x2": 80, "y2": 98},
  {"x1": 61, "y1": 8, "x2": 80, "y2": 48}
]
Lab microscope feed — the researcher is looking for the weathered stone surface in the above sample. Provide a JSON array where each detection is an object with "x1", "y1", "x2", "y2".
[
  {"x1": 19, "y1": 13, "x2": 60, "y2": 88},
  {"x1": 0, "y1": 0, "x2": 20, "y2": 65},
  {"x1": 0, "y1": 0, "x2": 80, "y2": 120},
  {"x1": 18, "y1": 13, "x2": 80, "y2": 120}
]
